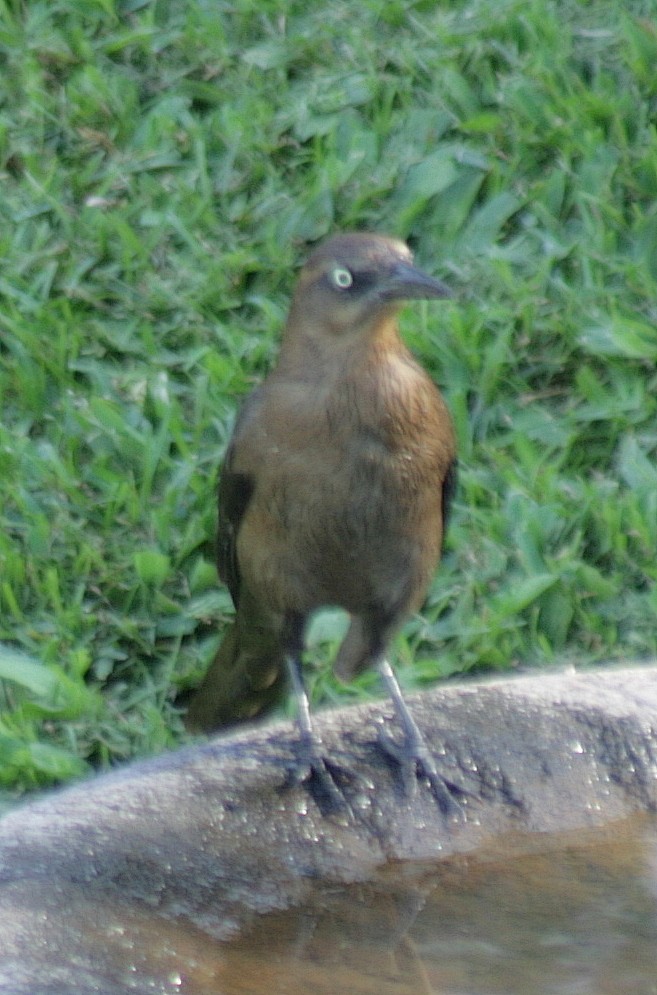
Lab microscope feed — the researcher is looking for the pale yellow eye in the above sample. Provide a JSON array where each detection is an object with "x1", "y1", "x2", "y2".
[{"x1": 331, "y1": 267, "x2": 353, "y2": 289}]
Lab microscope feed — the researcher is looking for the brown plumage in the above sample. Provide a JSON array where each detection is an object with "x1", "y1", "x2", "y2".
[{"x1": 185, "y1": 232, "x2": 460, "y2": 814}]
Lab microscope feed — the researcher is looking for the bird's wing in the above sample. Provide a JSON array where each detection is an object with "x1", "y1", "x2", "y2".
[
  {"x1": 216, "y1": 391, "x2": 264, "y2": 605},
  {"x1": 441, "y1": 458, "x2": 458, "y2": 551}
]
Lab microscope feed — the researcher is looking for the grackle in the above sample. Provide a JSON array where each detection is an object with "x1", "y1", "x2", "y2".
[{"x1": 185, "y1": 232, "x2": 460, "y2": 815}]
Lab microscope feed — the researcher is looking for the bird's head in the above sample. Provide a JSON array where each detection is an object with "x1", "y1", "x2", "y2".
[{"x1": 286, "y1": 232, "x2": 451, "y2": 341}]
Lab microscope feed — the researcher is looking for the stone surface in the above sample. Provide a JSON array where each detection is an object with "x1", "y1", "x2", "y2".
[{"x1": 1, "y1": 665, "x2": 656, "y2": 993}]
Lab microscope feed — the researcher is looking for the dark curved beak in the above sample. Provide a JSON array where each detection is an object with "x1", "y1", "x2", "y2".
[{"x1": 378, "y1": 260, "x2": 452, "y2": 302}]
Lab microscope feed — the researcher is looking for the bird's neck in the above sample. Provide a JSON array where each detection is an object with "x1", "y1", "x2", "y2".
[
  {"x1": 276, "y1": 312, "x2": 406, "y2": 385},
  {"x1": 275, "y1": 313, "x2": 431, "y2": 450}
]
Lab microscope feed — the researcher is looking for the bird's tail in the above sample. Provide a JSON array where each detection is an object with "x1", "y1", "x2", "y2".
[{"x1": 184, "y1": 615, "x2": 287, "y2": 733}]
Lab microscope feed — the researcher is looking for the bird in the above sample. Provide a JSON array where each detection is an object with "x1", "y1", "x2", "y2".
[{"x1": 185, "y1": 231, "x2": 460, "y2": 815}]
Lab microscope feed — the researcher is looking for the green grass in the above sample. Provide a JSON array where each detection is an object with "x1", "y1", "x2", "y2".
[{"x1": 1, "y1": 0, "x2": 656, "y2": 805}]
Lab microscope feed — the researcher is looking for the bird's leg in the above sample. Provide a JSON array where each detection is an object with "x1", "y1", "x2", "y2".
[
  {"x1": 377, "y1": 658, "x2": 464, "y2": 818},
  {"x1": 282, "y1": 615, "x2": 355, "y2": 814}
]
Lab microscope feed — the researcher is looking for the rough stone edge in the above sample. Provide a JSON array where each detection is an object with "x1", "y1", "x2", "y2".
[{"x1": 0, "y1": 664, "x2": 656, "y2": 939}]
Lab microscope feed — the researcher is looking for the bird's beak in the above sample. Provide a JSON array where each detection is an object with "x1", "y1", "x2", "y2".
[{"x1": 379, "y1": 260, "x2": 452, "y2": 302}]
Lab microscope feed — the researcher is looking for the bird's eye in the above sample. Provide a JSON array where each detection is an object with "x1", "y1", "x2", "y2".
[{"x1": 330, "y1": 267, "x2": 353, "y2": 290}]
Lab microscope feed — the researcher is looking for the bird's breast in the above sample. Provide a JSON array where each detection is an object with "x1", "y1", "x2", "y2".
[{"x1": 237, "y1": 355, "x2": 453, "y2": 617}]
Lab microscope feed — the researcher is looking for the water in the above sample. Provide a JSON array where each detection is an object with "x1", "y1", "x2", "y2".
[
  {"x1": 102, "y1": 815, "x2": 657, "y2": 995},
  {"x1": 8, "y1": 815, "x2": 657, "y2": 994},
  {"x1": 198, "y1": 816, "x2": 657, "y2": 995}
]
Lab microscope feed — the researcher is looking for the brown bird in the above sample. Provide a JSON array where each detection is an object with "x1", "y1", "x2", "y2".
[{"x1": 185, "y1": 232, "x2": 460, "y2": 814}]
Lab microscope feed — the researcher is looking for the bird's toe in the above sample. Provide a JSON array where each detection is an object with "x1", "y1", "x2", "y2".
[
  {"x1": 376, "y1": 728, "x2": 466, "y2": 819},
  {"x1": 281, "y1": 733, "x2": 373, "y2": 820}
]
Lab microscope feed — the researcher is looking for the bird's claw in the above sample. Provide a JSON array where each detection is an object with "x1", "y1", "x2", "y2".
[
  {"x1": 282, "y1": 735, "x2": 372, "y2": 820},
  {"x1": 377, "y1": 728, "x2": 466, "y2": 819}
]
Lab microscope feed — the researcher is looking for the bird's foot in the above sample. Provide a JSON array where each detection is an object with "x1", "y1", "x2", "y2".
[
  {"x1": 281, "y1": 649, "x2": 373, "y2": 819},
  {"x1": 377, "y1": 728, "x2": 466, "y2": 819},
  {"x1": 282, "y1": 732, "x2": 371, "y2": 820},
  {"x1": 375, "y1": 658, "x2": 468, "y2": 819}
]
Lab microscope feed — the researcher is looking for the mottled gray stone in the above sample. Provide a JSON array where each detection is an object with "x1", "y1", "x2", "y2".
[{"x1": 1, "y1": 665, "x2": 656, "y2": 993}]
